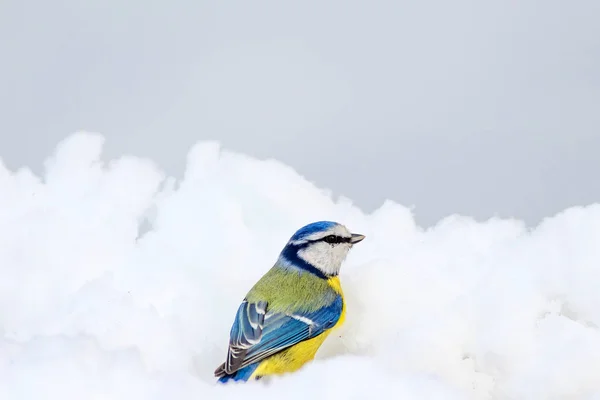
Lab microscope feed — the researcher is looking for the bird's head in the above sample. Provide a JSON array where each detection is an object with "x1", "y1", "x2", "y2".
[{"x1": 279, "y1": 221, "x2": 365, "y2": 278}]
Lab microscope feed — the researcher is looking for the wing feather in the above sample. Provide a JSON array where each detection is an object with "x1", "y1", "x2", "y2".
[
  {"x1": 215, "y1": 295, "x2": 343, "y2": 378},
  {"x1": 223, "y1": 300, "x2": 267, "y2": 374}
]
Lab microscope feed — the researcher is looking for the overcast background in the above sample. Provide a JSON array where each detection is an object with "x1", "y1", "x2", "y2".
[{"x1": 1, "y1": 0, "x2": 598, "y2": 227}]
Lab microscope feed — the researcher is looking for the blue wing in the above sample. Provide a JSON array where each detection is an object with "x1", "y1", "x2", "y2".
[
  {"x1": 222, "y1": 299, "x2": 267, "y2": 374},
  {"x1": 214, "y1": 295, "x2": 343, "y2": 378}
]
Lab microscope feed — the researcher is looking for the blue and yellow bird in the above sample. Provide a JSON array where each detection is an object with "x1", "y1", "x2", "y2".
[{"x1": 214, "y1": 221, "x2": 365, "y2": 383}]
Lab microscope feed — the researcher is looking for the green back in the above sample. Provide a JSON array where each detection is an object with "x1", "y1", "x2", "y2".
[{"x1": 245, "y1": 263, "x2": 338, "y2": 313}]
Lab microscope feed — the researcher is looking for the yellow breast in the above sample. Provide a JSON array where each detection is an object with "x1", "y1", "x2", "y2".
[
  {"x1": 251, "y1": 276, "x2": 346, "y2": 379},
  {"x1": 327, "y1": 276, "x2": 346, "y2": 329}
]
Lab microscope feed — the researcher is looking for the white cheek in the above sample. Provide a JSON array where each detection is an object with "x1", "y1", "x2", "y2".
[{"x1": 298, "y1": 243, "x2": 351, "y2": 276}]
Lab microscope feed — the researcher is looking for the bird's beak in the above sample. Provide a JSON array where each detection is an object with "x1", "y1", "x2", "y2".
[{"x1": 350, "y1": 233, "x2": 366, "y2": 244}]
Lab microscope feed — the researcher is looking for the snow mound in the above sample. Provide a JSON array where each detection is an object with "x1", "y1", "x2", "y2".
[{"x1": 1, "y1": 132, "x2": 600, "y2": 399}]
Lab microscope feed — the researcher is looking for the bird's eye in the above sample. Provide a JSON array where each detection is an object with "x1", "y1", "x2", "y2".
[{"x1": 323, "y1": 235, "x2": 338, "y2": 244}]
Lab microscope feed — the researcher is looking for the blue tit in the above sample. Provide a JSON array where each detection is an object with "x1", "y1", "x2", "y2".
[{"x1": 214, "y1": 221, "x2": 365, "y2": 383}]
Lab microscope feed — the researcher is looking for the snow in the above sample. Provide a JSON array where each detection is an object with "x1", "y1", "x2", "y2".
[{"x1": 2, "y1": 132, "x2": 600, "y2": 399}]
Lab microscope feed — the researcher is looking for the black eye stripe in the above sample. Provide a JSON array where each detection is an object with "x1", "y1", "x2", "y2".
[
  {"x1": 320, "y1": 235, "x2": 351, "y2": 244},
  {"x1": 302, "y1": 234, "x2": 351, "y2": 246}
]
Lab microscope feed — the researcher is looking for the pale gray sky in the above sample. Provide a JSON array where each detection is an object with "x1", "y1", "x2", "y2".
[{"x1": 1, "y1": 0, "x2": 599, "y2": 226}]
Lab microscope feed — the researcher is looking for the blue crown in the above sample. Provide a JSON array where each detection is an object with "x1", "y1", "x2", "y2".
[{"x1": 289, "y1": 221, "x2": 338, "y2": 242}]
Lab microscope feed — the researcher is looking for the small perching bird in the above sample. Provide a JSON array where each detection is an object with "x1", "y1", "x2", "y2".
[{"x1": 214, "y1": 221, "x2": 365, "y2": 383}]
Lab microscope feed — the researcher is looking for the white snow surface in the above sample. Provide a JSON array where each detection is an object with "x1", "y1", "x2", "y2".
[{"x1": 1, "y1": 132, "x2": 600, "y2": 400}]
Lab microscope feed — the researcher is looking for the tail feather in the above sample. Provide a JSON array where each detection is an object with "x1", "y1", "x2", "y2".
[{"x1": 216, "y1": 363, "x2": 260, "y2": 383}]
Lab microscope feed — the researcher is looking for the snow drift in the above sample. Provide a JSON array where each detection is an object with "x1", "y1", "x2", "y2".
[{"x1": 1, "y1": 132, "x2": 600, "y2": 399}]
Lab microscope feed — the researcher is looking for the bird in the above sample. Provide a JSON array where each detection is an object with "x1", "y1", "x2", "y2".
[{"x1": 214, "y1": 220, "x2": 365, "y2": 383}]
